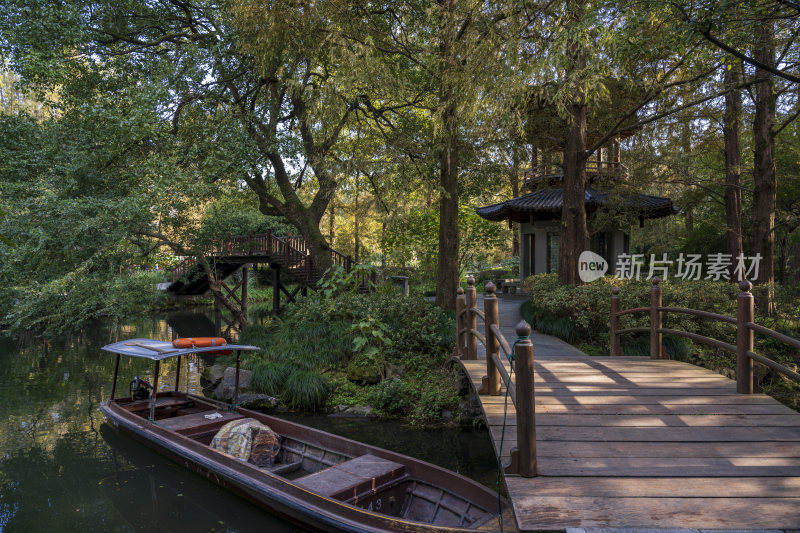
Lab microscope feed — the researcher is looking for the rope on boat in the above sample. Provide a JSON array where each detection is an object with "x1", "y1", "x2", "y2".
[{"x1": 495, "y1": 333, "x2": 526, "y2": 532}]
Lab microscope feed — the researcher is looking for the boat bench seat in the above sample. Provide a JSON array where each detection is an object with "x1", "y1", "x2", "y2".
[
  {"x1": 294, "y1": 454, "x2": 406, "y2": 501},
  {"x1": 157, "y1": 410, "x2": 243, "y2": 437}
]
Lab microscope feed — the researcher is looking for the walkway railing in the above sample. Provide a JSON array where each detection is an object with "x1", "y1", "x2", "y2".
[
  {"x1": 455, "y1": 277, "x2": 537, "y2": 478},
  {"x1": 171, "y1": 231, "x2": 352, "y2": 283},
  {"x1": 611, "y1": 277, "x2": 800, "y2": 393}
]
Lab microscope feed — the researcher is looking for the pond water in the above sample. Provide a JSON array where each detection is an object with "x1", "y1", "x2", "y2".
[{"x1": 0, "y1": 310, "x2": 499, "y2": 532}]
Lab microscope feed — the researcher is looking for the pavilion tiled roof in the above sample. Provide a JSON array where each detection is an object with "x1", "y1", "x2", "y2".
[{"x1": 476, "y1": 187, "x2": 676, "y2": 223}]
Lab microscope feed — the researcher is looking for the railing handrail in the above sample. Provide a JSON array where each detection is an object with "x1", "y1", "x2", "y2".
[
  {"x1": 169, "y1": 231, "x2": 353, "y2": 285},
  {"x1": 611, "y1": 278, "x2": 800, "y2": 391},
  {"x1": 455, "y1": 276, "x2": 536, "y2": 478},
  {"x1": 524, "y1": 161, "x2": 629, "y2": 186}
]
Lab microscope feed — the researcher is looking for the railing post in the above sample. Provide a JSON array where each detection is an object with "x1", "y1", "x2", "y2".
[
  {"x1": 650, "y1": 277, "x2": 663, "y2": 359},
  {"x1": 737, "y1": 280, "x2": 754, "y2": 394},
  {"x1": 455, "y1": 286, "x2": 465, "y2": 358},
  {"x1": 515, "y1": 320, "x2": 536, "y2": 478},
  {"x1": 466, "y1": 276, "x2": 478, "y2": 361},
  {"x1": 482, "y1": 281, "x2": 501, "y2": 395},
  {"x1": 610, "y1": 286, "x2": 622, "y2": 356}
]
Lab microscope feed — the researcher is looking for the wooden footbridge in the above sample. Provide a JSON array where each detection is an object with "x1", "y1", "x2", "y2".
[
  {"x1": 166, "y1": 232, "x2": 353, "y2": 328},
  {"x1": 456, "y1": 278, "x2": 800, "y2": 532}
]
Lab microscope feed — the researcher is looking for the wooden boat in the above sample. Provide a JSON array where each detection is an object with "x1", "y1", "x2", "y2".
[{"x1": 99, "y1": 339, "x2": 511, "y2": 532}]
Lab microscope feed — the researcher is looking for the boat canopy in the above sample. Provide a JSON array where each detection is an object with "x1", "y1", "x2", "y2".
[{"x1": 102, "y1": 338, "x2": 260, "y2": 360}]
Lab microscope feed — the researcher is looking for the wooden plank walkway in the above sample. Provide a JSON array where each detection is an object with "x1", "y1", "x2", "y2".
[{"x1": 462, "y1": 352, "x2": 800, "y2": 531}]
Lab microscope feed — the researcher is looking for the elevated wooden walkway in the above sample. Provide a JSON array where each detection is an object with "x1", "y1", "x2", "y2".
[
  {"x1": 457, "y1": 287, "x2": 800, "y2": 532},
  {"x1": 463, "y1": 355, "x2": 800, "y2": 531}
]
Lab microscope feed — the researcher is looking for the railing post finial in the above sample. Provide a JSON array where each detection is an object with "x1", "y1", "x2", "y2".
[
  {"x1": 516, "y1": 320, "x2": 532, "y2": 338},
  {"x1": 467, "y1": 275, "x2": 475, "y2": 287},
  {"x1": 739, "y1": 279, "x2": 753, "y2": 293},
  {"x1": 484, "y1": 280, "x2": 496, "y2": 295}
]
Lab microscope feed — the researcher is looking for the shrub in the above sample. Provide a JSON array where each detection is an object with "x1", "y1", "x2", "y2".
[
  {"x1": 242, "y1": 291, "x2": 457, "y2": 422},
  {"x1": 369, "y1": 378, "x2": 406, "y2": 415},
  {"x1": 522, "y1": 274, "x2": 742, "y2": 354}
]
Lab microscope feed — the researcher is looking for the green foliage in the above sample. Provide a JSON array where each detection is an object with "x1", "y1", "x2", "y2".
[
  {"x1": 350, "y1": 315, "x2": 393, "y2": 373},
  {"x1": 194, "y1": 195, "x2": 295, "y2": 247},
  {"x1": 242, "y1": 292, "x2": 457, "y2": 420},
  {"x1": 283, "y1": 370, "x2": 331, "y2": 411},
  {"x1": 317, "y1": 264, "x2": 378, "y2": 299},
  {"x1": 406, "y1": 369, "x2": 460, "y2": 426},
  {"x1": 368, "y1": 378, "x2": 406, "y2": 415},
  {"x1": 3, "y1": 270, "x2": 167, "y2": 334},
  {"x1": 382, "y1": 204, "x2": 508, "y2": 277},
  {"x1": 250, "y1": 361, "x2": 296, "y2": 396},
  {"x1": 238, "y1": 323, "x2": 272, "y2": 347},
  {"x1": 522, "y1": 274, "x2": 742, "y2": 354}
]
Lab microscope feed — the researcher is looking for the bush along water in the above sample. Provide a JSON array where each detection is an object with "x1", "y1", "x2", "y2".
[
  {"x1": 521, "y1": 273, "x2": 800, "y2": 411},
  {"x1": 237, "y1": 289, "x2": 459, "y2": 425}
]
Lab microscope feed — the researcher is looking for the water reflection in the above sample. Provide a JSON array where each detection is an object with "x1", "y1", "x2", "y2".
[
  {"x1": 0, "y1": 309, "x2": 499, "y2": 532},
  {"x1": 0, "y1": 312, "x2": 301, "y2": 532}
]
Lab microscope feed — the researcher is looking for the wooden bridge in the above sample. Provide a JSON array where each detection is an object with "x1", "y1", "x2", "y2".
[
  {"x1": 456, "y1": 278, "x2": 800, "y2": 532},
  {"x1": 166, "y1": 232, "x2": 352, "y2": 328}
]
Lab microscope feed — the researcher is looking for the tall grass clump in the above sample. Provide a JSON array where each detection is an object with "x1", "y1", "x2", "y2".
[{"x1": 283, "y1": 370, "x2": 331, "y2": 411}]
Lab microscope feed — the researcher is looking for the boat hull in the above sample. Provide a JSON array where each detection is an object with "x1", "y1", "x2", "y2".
[{"x1": 100, "y1": 397, "x2": 508, "y2": 533}]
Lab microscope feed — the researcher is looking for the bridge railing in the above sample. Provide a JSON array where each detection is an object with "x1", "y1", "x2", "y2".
[
  {"x1": 611, "y1": 277, "x2": 800, "y2": 393},
  {"x1": 455, "y1": 277, "x2": 537, "y2": 478},
  {"x1": 170, "y1": 232, "x2": 353, "y2": 284}
]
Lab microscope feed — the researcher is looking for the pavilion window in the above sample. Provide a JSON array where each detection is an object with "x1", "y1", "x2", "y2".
[{"x1": 590, "y1": 232, "x2": 609, "y2": 263}]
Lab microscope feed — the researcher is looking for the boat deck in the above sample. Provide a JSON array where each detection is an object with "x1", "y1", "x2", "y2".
[{"x1": 462, "y1": 355, "x2": 800, "y2": 532}]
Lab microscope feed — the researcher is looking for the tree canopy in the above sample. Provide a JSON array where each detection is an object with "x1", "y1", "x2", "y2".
[{"x1": 1, "y1": 0, "x2": 800, "y2": 331}]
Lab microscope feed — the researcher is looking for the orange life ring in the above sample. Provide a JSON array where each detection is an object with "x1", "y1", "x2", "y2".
[{"x1": 172, "y1": 337, "x2": 228, "y2": 348}]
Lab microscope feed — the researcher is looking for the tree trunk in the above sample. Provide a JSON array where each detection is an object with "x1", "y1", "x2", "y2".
[
  {"x1": 558, "y1": 0, "x2": 588, "y2": 286},
  {"x1": 559, "y1": 101, "x2": 588, "y2": 285},
  {"x1": 436, "y1": 99, "x2": 459, "y2": 309},
  {"x1": 751, "y1": 21, "x2": 776, "y2": 315},
  {"x1": 723, "y1": 64, "x2": 743, "y2": 280},
  {"x1": 329, "y1": 204, "x2": 336, "y2": 249},
  {"x1": 354, "y1": 182, "x2": 360, "y2": 263},
  {"x1": 435, "y1": 0, "x2": 459, "y2": 310}
]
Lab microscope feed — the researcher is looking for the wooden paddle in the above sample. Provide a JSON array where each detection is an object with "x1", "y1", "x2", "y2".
[{"x1": 124, "y1": 341, "x2": 177, "y2": 355}]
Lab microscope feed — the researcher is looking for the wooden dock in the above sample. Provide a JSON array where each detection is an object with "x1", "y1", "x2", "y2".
[{"x1": 462, "y1": 354, "x2": 800, "y2": 531}]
